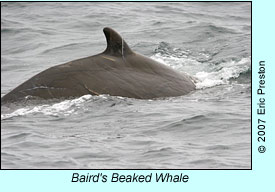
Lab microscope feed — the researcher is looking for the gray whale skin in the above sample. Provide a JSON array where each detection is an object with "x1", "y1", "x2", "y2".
[{"x1": 1, "y1": 27, "x2": 195, "y2": 104}]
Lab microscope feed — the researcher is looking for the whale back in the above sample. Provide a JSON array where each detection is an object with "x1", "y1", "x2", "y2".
[{"x1": 1, "y1": 27, "x2": 196, "y2": 104}]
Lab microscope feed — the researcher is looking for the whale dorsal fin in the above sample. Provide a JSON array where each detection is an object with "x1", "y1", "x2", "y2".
[{"x1": 103, "y1": 27, "x2": 133, "y2": 56}]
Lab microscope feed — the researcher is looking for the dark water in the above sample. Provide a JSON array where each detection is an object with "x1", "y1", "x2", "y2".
[{"x1": 1, "y1": 2, "x2": 251, "y2": 169}]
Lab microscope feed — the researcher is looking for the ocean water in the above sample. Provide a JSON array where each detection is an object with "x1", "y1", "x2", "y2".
[{"x1": 1, "y1": 2, "x2": 251, "y2": 169}]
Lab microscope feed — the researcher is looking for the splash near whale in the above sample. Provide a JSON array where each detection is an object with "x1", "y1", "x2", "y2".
[{"x1": 1, "y1": 27, "x2": 195, "y2": 104}]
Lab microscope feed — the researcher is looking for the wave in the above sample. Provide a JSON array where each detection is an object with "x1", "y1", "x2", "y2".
[
  {"x1": 194, "y1": 57, "x2": 251, "y2": 89},
  {"x1": 1, "y1": 95, "x2": 93, "y2": 120},
  {"x1": 1, "y1": 94, "x2": 133, "y2": 120},
  {"x1": 183, "y1": 22, "x2": 239, "y2": 41},
  {"x1": 41, "y1": 42, "x2": 87, "y2": 54},
  {"x1": 152, "y1": 43, "x2": 251, "y2": 89}
]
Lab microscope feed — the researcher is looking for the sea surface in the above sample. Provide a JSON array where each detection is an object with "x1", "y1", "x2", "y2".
[{"x1": 1, "y1": 2, "x2": 251, "y2": 169}]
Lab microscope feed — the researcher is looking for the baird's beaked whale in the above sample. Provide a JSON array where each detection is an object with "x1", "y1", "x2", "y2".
[{"x1": 1, "y1": 27, "x2": 195, "y2": 104}]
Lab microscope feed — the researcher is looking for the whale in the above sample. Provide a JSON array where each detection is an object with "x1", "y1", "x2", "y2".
[{"x1": 1, "y1": 27, "x2": 195, "y2": 104}]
